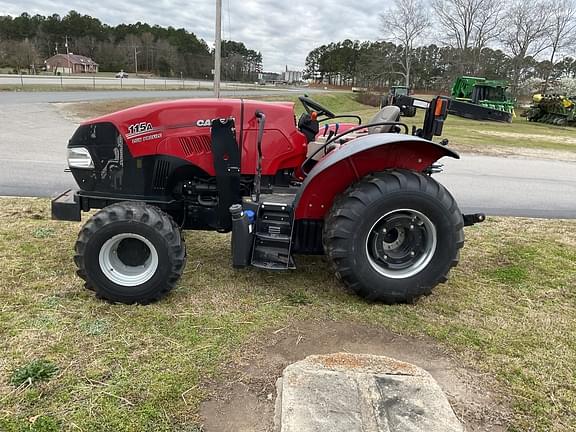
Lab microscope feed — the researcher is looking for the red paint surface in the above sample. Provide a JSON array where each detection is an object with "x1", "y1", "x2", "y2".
[
  {"x1": 294, "y1": 141, "x2": 451, "y2": 219},
  {"x1": 85, "y1": 99, "x2": 452, "y2": 221},
  {"x1": 85, "y1": 98, "x2": 308, "y2": 176}
]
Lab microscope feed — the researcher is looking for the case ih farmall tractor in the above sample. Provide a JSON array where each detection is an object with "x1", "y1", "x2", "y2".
[{"x1": 52, "y1": 95, "x2": 484, "y2": 305}]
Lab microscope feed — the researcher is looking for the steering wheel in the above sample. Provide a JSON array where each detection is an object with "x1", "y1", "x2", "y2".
[{"x1": 299, "y1": 95, "x2": 336, "y2": 119}]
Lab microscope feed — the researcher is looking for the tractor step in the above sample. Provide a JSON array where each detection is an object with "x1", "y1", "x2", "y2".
[
  {"x1": 254, "y1": 232, "x2": 291, "y2": 243},
  {"x1": 251, "y1": 247, "x2": 295, "y2": 270},
  {"x1": 251, "y1": 198, "x2": 296, "y2": 270}
]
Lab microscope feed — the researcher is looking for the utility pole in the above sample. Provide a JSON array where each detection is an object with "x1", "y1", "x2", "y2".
[
  {"x1": 134, "y1": 46, "x2": 141, "y2": 76},
  {"x1": 214, "y1": 0, "x2": 222, "y2": 98},
  {"x1": 65, "y1": 36, "x2": 72, "y2": 75}
]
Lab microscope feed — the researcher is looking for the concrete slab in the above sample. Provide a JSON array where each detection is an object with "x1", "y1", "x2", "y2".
[{"x1": 275, "y1": 353, "x2": 463, "y2": 432}]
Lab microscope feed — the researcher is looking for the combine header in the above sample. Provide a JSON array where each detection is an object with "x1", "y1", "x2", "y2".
[
  {"x1": 449, "y1": 76, "x2": 515, "y2": 123},
  {"x1": 525, "y1": 94, "x2": 576, "y2": 126}
]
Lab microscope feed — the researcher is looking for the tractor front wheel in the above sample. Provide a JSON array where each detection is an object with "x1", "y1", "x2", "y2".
[
  {"x1": 74, "y1": 202, "x2": 187, "y2": 304},
  {"x1": 402, "y1": 106, "x2": 417, "y2": 117},
  {"x1": 323, "y1": 170, "x2": 464, "y2": 304}
]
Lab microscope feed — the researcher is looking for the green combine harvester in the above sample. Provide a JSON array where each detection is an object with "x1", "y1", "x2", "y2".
[
  {"x1": 449, "y1": 76, "x2": 515, "y2": 123},
  {"x1": 525, "y1": 94, "x2": 576, "y2": 126}
]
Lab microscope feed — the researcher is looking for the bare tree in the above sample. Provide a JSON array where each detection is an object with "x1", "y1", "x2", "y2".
[
  {"x1": 501, "y1": 0, "x2": 554, "y2": 95},
  {"x1": 380, "y1": 0, "x2": 429, "y2": 87},
  {"x1": 431, "y1": 0, "x2": 502, "y2": 74},
  {"x1": 543, "y1": 0, "x2": 576, "y2": 89},
  {"x1": 6, "y1": 39, "x2": 39, "y2": 73}
]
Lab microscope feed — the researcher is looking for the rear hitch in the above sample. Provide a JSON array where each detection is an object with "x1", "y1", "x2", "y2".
[{"x1": 463, "y1": 213, "x2": 486, "y2": 227}]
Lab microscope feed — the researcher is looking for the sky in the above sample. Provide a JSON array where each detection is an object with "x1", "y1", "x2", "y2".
[{"x1": 0, "y1": 0, "x2": 386, "y2": 72}]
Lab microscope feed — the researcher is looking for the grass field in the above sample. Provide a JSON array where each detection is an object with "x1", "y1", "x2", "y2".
[
  {"x1": 61, "y1": 92, "x2": 576, "y2": 159},
  {"x1": 0, "y1": 198, "x2": 575, "y2": 431}
]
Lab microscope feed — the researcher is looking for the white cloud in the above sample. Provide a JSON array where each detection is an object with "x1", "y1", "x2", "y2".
[{"x1": 0, "y1": 0, "x2": 389, "y2": 71}]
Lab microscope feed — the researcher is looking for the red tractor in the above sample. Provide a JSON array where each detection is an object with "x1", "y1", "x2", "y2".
[{"x1": 52, "y1": 95, "x2": 484, "y2": 304}]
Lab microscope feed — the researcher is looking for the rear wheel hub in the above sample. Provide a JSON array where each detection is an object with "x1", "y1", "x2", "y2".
[{"x1": 367, "y1": 209, "x2": 437, "y2": 279}]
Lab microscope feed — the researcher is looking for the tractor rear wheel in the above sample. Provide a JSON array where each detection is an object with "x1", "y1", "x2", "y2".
[
  {"x1": 323, "y1": 170, "x2": 464, "y2": 304},
  {"x1": 74, "y1": 202, "x2": 186, "y2": 304},
  {"x1": 403, "y1": 106, "x2": 417, "y2": 117}
]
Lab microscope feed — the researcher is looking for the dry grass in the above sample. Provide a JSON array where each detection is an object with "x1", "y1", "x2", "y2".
[
  {"x1": 401, "y1": 110, "x2": 576, "y2": 160},
  {"x1": 0, "y1": 198, "x2": 575, "y2": 431}
]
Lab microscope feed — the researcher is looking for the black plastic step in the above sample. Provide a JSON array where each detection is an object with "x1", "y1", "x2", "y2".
[
  {"x1": 251, "y1": 198, "x2": 296, "y2": 270},
  {"x1": 251, "y1": 246, "x2": 295, "y2": 270},
  {"x1": 259, "y1": 194, "x2": 296, "y2": 207},
  {"x1": 257, "y1": 220, "x2": 291, "y2": 238},
  {"x1": 254, "y1": 232, "x2": 291, "y2": 243},
  {"x1": 261, "y1": 211, "x2": 291, "y2": 223},
  {"x1": 251, "y1": 260, "x2": 295, "y2": 270}
]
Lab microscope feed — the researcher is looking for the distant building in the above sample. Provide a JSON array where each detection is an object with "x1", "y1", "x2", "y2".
[
  {"x1": 258, "y1": 67, "x2": 303, "y2": 85},
  {"x1": 282, "y1": 66, "x2": 303, "y2": 84},
  {"x1": 258, "y1": 71, "x2": 281, "y2": 83},
  {"x1": 45, "y1": 54, "x2": 99, "y2": 74}
]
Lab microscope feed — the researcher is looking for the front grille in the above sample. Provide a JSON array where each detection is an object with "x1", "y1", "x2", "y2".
[{"x1": 179, "y1": 135, "x2": 211, "y2": 155}]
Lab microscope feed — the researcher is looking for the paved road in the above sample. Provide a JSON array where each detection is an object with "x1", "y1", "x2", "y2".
[
  {"x1": 0, "y1": 101, "x2": 574, "y2": 218},
  {"x1": 438, "y1": 156, "x2": 576, "y2": 219}
]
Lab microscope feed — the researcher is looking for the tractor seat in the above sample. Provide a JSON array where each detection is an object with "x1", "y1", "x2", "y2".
[{"x1": 368, "y1": 106, "x2": 401, "y2": 134}]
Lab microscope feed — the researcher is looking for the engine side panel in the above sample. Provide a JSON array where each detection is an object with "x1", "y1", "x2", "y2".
[
  {"x1": 68, "y1": 121, "x2": 196, "y2": 197},
  {"x1": 294, "y1": 134, "x2": 459, "y2": 219}
]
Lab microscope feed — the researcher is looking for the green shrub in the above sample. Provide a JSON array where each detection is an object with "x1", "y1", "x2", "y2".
[{"x1": 10, "y1": 359, "x2": 58, "y2": 386}]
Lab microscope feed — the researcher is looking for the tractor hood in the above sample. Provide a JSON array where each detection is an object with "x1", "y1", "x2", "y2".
[
  {"x1": 73, "y1": 98, "x2": 301, "y2": 161},
  {"x1": 66, "y1": 98, "x2": 308, "y2": 195},
  {"x1": 83, "y1": 99, "x2": 296, "y2": 144}
]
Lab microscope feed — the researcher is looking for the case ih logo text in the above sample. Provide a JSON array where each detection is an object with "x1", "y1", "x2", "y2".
[
  {"x1": 127, "y1": 122, "x2": 153, "y2": 137},
  {"x1": 196, "y1": 118, "x2": 235, "y2": 127}
]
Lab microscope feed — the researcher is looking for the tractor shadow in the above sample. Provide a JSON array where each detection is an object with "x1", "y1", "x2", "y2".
[{"x1": 178, "y1": 231, "x2": 351, "y2": 304}]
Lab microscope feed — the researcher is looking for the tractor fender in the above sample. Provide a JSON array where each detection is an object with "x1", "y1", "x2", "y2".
[{"x1": 293, "y1": 133, "x2": 459, "y2": 219}]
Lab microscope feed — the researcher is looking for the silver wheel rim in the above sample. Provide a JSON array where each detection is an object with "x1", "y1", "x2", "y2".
[
  {"x1": 365, "y1": 209, "x2": 437, "y2": 279},
  {"x1": 99, "y1": 233, "x2": 159, "y2": 286}
]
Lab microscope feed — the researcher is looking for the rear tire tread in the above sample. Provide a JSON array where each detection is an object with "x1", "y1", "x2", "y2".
[{"x1": 323, "y1": 170, "x2": 463, "y2": 304}]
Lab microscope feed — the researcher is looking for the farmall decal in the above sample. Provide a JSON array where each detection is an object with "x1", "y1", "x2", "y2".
[
  {"x1": 127, "y1": 122, "x2": 163, "y2": 143},
  {"x1": 127, "y1": 122, "x2": 153, "y2": 136}
]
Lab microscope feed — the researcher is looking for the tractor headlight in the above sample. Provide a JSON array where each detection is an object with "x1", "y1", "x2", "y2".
[{"x1": 67, "y1": 147, "x2": 94, "y2": 169}]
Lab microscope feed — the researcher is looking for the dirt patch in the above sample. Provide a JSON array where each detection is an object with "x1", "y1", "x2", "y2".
[
  {"x1": 476, "y1": 129, "x2": 576, "y2": 145},
  {"x1": 452, "y1": 130, "x2": 576, "y2": 162},
  {"x1": 453, "y1": 144, "x2": 576, "y2": 162},
  {"x1": 199, "y1": 320, "x2": 510, "y2": 432}
]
